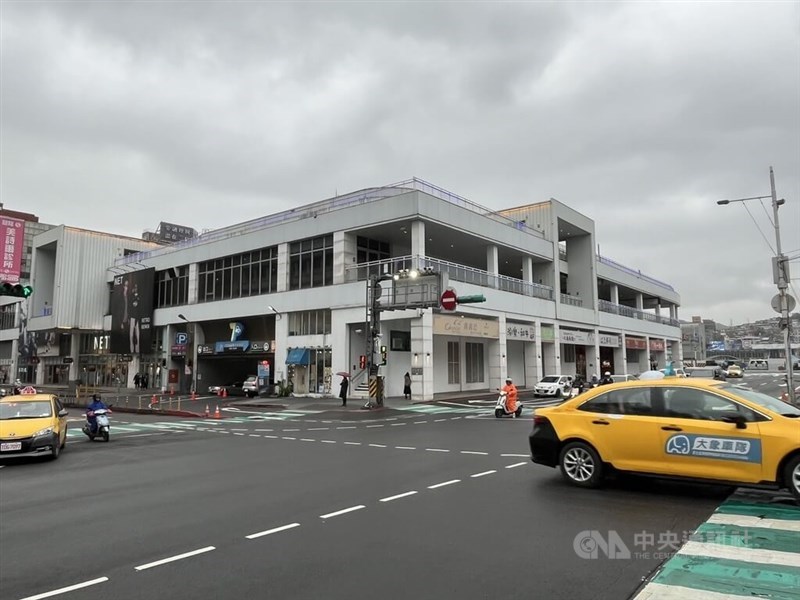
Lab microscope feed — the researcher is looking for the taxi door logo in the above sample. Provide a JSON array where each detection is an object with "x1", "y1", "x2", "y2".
[{"x1": 665, "y1": 434, "x2": 761, "y2": 463}]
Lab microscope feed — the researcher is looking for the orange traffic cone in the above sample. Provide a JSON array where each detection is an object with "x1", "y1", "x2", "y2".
[
  {"x1": 204, "y1": 404, "x2": 210, "y2": 417},
  {"x1": 214, "y1": 405, "x2": 221, "y2": 419},
  {"x1": 222, "y1": 388, "x2": 228, "y2": 399}
]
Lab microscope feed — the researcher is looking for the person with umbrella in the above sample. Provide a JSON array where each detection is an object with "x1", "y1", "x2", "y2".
[{"x1": 338, "y1": 373, "x2": 349, "y2": 407}]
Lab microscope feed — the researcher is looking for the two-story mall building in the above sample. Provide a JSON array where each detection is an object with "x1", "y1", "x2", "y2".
[{"x1": 23, "y1": 178, "x2": 682, "y2": 400}]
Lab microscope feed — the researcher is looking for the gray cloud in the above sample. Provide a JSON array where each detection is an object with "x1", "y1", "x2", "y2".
[{"x1": 1, "y1": 0, "x2": 798, "y2": 324}]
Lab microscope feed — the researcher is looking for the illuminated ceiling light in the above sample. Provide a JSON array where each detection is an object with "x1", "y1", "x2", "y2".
[{"x1": 409, "y1": 270, "x2": 419, "y2": 279}]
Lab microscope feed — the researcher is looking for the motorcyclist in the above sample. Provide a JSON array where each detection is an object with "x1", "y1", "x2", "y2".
[
  {"x1": 501, "y1": 378, "x2": 518, "y2": 415},
  {"x1": 599, "y1": 371, "x2": 614, "y2": 386},
  {"x1": 86, "y1": 394, "x2": 109, "y2": 435}
]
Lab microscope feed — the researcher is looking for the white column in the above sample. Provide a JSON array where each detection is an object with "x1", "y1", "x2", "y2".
[
  {"x1": 615, "y1": 334, "x2": 626, "y2": 375},
  {"x1": 533, "y1": 322, "x2": 543, "y2": 381},
  {"x1": 489, "y1": 313, "x2": 507, "y2": 390},
  {"x1": 163, "y1": 324, "x2": 175, "y2": 393},
  {"x1": 410, "y1": 309, "x2": 433, "y2": 401},
  {"x1": 411, "y1": 220, "x2": 426, "y2": 269},
  {"x1": 553, "y1": 322, "x2": 561, "y2": 374},
  {"x1": 277, "y1": 242, "x2": 289, "y2": 293},
  {"x1": 522, "y1": 256, "x2": 533, "y2": 284},
  {"x1": 69, "y1": 332, "x2": 80, "y2": 384},
  {"x1": 636, "y1": 293, "x2": 644, "y2": 311},
  {"x1": 611, "y1": 284, "x2": 619, "y2": 305},
  {"x1": 333, "y1": 231, "x2": 356, "y2": 285},
  {"x1": 274, "y1": 308, "x2": 289, "y2": 385},
  {"x1": 187, "y1": 263, "x2": 199, "y2": 304},
  {"x1": 655, "y1": 304, "x2": 662, "y2": 317},
  {"x1": 487, "y1": 245, "x2": 499, "y2": 288}
]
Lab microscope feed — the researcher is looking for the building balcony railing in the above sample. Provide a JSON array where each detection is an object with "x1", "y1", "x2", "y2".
[
  {"x1": 345, "y1": 255, "x2": 555, "y2": 301},
  {"x1": 560, "y1": 293, "x2": 583, "y2": 307},
  {"x1": 598, "y1": 299, "x2": 680, "y2": 327},
  {"x1": 115, "y1": 177, "x2": 546, "y2": 267},
  {"x1": 597, "y1": 255, "x2": 675, "y2": 292}
]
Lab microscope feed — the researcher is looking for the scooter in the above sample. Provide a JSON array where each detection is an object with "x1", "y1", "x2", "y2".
[
  {"x1": 495, "y1": 391, "x2": 523, "y2": 418},
  {"x1": 83, "y1": 408, "x2": 112, "y2": 442}
]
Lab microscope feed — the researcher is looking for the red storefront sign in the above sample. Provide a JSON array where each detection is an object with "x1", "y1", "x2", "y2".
[
  {"x1": 649, "y1": 339, "x2": 665, "y2": 351},
  {"x1": 625, "y1": 337, "x2": 647, "y2": 350},
  {"x1": 0, "y1": 217, "x2": 24, "y2": 283}
]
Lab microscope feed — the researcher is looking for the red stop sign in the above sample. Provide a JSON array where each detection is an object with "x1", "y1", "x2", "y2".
[{"x1": 440, "y1": 289, "x2": 457, "y2": 311}]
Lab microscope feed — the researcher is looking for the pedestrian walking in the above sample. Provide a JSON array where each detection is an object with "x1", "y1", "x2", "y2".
[
  {"x1": 403, "y1": 372, "x2": 412, "y2": 400},
  {"x1": 339, "y1": 375, "x2": 349, "y2": 407},
  {"x1": 133, "y1": 373, "x2": 140, "y2": 389}
]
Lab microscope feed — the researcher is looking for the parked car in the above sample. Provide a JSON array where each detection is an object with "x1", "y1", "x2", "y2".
[
  {"x1": 0, "y1": 393, "x2": 69, "y2": 460},
  {"x1": 533, "y1": 375, "x2": 574, "y2": 398},
  {"x1": 207, "y1": 381, "x2": 246, "y2": 396},
  {"x1": 529, "y1": 378, "x2": 800, "y2": 500},
  {"x1": 242, "y1": 376, "x2": 259, "y2": 398},
  {"x1": 685, "y1": 366, "x2": 726, "y2": 380}
]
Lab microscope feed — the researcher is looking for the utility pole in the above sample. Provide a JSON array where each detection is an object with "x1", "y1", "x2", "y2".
[
  {"x1": 718, "y1": 167, "x2": 796, "y2": 405},
  {"x1": 769, "y1": 167, "x2": 796, "y2": 405}
]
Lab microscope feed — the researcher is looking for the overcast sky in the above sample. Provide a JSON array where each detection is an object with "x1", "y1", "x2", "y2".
[{"x1": 1, "y1": 1, "x2": 798, "y2": 326}]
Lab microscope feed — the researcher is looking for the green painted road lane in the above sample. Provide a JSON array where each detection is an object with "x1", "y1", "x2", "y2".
[
  {"x1": 716, "y1": 499, "x2": 800, "y2": 521},
  {"x1": 633, "y1": 492, "x2": 800, "y2": 600},
  {"x1": 693, "y1": 521, "x2": 800, "y2": 554},
  {"x1": 651, "y1": 553, "x2": 800, "y2": 600}
]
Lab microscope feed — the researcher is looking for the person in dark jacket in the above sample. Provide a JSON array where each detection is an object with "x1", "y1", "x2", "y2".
[
  {"x1": 339, "y1": 376, "x2": 349, "y2": 407},
  {"x1": 599, "y1": 371, "x2": 614, "y2": 385}
]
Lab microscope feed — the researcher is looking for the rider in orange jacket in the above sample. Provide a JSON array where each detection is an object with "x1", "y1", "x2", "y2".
[{"x1": 502, "y1": 378, "x2": 518, "y2": 413}]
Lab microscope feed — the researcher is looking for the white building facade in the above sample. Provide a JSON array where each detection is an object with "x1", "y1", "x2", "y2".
[{"x1": 20, "y1": 179, "x2": 683, "y2": 400}]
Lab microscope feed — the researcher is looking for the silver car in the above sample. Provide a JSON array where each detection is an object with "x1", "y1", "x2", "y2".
[{"x1": 242, "y1": 376, "x2": 259, "y2": 398}]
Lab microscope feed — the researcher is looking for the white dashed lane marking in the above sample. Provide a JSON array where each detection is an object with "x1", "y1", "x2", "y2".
[
  {"x1": 246, "y1": 523, "x2": 300, "y2": 540},
  {"x1": 19, "y1": 577, "x2": 110, "y2": 600},
  {"x1": 134, "y1": 546, "x2": 216, "y2": 571},
  {"x1": 320, "y1": 505, "x2": 365, "y2": 519},
  {"x1": 380, "y1": 491, "x2": 418, "y2": 503},
  {"x1": 428, "y1": 479, "x2": 460, "y2": 489}
]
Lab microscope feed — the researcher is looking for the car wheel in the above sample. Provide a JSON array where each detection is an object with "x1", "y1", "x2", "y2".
[
  {"x1": 784, "y1": 454, "x2": 800, "y2": 501},
  {"x1": 60, "y1": 427, "x2": 67, "y2": 449},
  {"x1": 50, "y1": 437, "x2": 60, "y2": 460},
  {"x1": 555, "y1": 389, "x2": 562, "y2": 399},
  {"x1": 559, "y1": 441, "x2": 603, "y2": 488}
]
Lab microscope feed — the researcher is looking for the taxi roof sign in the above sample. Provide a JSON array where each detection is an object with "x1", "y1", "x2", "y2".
[{"x1": 19, "y1": 386, "x2": 37, "y2": 394}]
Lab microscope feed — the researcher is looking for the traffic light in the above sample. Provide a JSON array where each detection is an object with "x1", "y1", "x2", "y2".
[
  {"x1": 380, "y1": 345, "x2": 387, "y2": 366},
  {"x1": 0, "y1": 282, "x2": 33, "y2": 298},
  {"x1": 359, "y1": 355, "x2": 367, "y2": 369}
]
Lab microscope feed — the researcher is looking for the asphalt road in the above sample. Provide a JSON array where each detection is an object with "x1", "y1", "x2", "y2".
[{"x1": 1, "y1": 405, "x2": 732, "y2": 600}]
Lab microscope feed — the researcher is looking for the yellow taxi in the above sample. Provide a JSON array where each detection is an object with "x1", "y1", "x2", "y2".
[
  {"x1": 726, "y1": 364, "x2": 743, "y2": 378},
  {"x1": 0, "y1": 393, "x2": 69, "y2": 460},
  {"x1": 529, "y1": 378, "x2": 800, "y2": 500}
]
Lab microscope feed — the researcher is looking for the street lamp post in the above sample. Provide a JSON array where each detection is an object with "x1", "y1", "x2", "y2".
[
  {"x1": 717, "y1": 167, "x2": 796, "y2": 405},
  {"x1": 177, "y1": 314, "x2": 196, "y2": 394}
]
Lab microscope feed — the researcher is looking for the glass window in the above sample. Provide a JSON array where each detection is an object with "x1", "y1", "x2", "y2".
[
  {"x1": 287, "y1": 310, "x2": 332, "y2": 335},
  {"x1": 465, "y1": 342, "x2": 484, "y2": 384},
  {"x1": 661, "y1": 387, "x2": 763, "y2": 421},
  {"x1": 447, "y1": 342, "x2": 460, "y2": 384},
  {"x1": 197, "y1": 246, "x2": 278, "y2": 303},
  {"x1": 155, "y1": 266, "x2": 190, "y2": 308}
]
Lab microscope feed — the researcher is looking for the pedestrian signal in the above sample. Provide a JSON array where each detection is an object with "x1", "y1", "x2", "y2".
[
  {"x1": 359, "y1": 355, "x2": 367, "y2": 369},
  {"x1": 380, "y1": 345, "x2": 387, "y2": 365}
]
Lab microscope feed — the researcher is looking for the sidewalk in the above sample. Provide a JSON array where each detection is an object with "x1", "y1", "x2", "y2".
[{"x1": 632, "y1": 489, "x2": 800, "y2": 599}]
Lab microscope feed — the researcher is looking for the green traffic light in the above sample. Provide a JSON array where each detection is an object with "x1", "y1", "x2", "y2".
[{"x1": 0, "y1": 282, "x2": 33, "y2": 298}]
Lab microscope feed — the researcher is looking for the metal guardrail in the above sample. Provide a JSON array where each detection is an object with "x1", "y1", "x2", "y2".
[
  {"x1": 597, "y1": 255, "x2": 675, "y2": 292},
  {"x1": 114, "y1": 177, "x2": 546, "y2": 268},
  {"x1": 560, "y1": 293, "x2": 584, "y2": 307},
  {"x1": 598, "y1": 299, "x2": 680, "y2": 327},
  {"x1": 345, "y1": 255, "x2": 555, "y2": 301}
]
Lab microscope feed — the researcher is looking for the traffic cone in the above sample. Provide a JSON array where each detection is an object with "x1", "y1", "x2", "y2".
[
  {"x1": 214, "y1": 405, "x2": 221, "y2": 419},
  {"x1": 204, "y1": 404, "x2": 210, "y2": 417},
  {"x1": 151, "y1": 394, "x2": 157, "y2": 405},
  {"x1": 217, "y1": 388, "x2": 222, "y2": 397},
  {"x1": 222, "y1": 388, "x2": 228, "y2": 399}
]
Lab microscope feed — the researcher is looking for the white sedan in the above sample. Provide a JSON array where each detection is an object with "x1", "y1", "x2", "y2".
[{"x1": 533, "y1": 375, "x2": 573, "y2": 398}]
